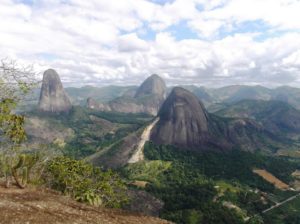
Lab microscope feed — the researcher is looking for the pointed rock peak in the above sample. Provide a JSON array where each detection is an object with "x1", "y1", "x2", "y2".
[
  {"x1": 158, "y1": 87, "x2": 207, "y2": 123},
  {"x1": 135, "y1": 74, "x2": 166, "y2": 98},
  {"x1": 86, "y1": 97, "x2": 96, "y2": 108},
  {"x1": 149, "y1": 74, "x2": 161, "y2": 79},
  {"x1": 44, "y1": 68, "x2": 60, "y2": 78},
  {"x1": 170, "y1": 86, "x2": 193, "y2": 97},
  {"x1": 38, "y1": 69, "x2": 72, "y2": 113},
  {"x1": 151, "y1": 87, "x2": 210, "y2": 148}
]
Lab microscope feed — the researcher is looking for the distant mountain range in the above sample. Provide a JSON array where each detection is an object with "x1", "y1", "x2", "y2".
[
  {"x1": 86, "y1": 74, "x2": 167, "y2": 115},
  {"x1": 186, "y1": 85, "x2": 300, "y2": 112},
  {"x1": 22, "y1": 69, "x2": 300, "y2": 223},
  {"x1": 25, "y1": 79, "x2": 300, "y2": 114},
  {"x1": 66, "y1": 84, "x2": 300, "y2": 113},
  {"x1": 23, "y1": 70, "x2": 300, "y2": 159},
  {"x1": 216, "y1": 99, "x2": 300, "y2": 141},
  {"x1": 30, "y1": 70, "x2": 300, "y2": 156}
]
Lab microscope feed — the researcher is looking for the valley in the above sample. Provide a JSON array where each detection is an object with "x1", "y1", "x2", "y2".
[
  {"x1": 3, "y1": 1, "x2": 300, "y2": 223},
  {"x1": 3, "y1": 69, "x2": 300, "y2": 224}
]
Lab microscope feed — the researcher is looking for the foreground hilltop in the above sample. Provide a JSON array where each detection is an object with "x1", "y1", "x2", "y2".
[{"x1": 0, "y1": 185, "x2": 170, "y2": 224}]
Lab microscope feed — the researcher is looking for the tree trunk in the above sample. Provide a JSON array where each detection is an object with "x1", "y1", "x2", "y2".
[
  {"x1": 5, "y1": 173, "x2": 11, "y2": 188},
  {"x1": 12, "y1": 168, "x2": 26, "y2": 189}
]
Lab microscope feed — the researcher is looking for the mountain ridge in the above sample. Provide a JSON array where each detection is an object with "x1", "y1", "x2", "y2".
[
  {"x1": 150, "y1": 87, "x2": 293, "y2": 152},
  {"x1": 86, "y1": 74, "x2": 167, "y2": 115}
]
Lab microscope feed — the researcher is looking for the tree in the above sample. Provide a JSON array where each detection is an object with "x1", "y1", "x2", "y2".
[
  {"x1": 247, "y1": 215, "x2": 264, "y2": 224},
  {"x1": 0, "y1": 59, "x2": 38, "y2": 188}
]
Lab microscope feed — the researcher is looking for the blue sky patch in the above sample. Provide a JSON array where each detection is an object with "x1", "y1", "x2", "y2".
[
  {"x1": 37, "y1": 53, "x2": 58, "y2": 61},
  {"x1": 216, "y1": 20, "x2": 271, "y2": 40},
  {"x1": 147, "y1": 0, "x2": 175, "y2": 5},
  {"x1": 166, "y1": 21, "x2": 199, "y2": 40},
  {"x1": 17, "y1": 0, "x2": 34, "y2": 5}
]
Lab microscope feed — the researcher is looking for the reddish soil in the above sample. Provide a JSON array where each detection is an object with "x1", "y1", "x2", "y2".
[
  {"x1": 253, "y1": 169, "x2": 290, "y2": 190},
  {"x1": 0, "y1": 184, "x2": 171, "y2": 224}
]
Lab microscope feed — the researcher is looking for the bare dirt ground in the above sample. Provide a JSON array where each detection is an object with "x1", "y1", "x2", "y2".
[
  {"x1": 128, "y1": 118, "x2": 160, "y2": 164},
  {"x1": 253, "y1": 169, "x2": 290, "y2": 190},
  {"x1": 0, "y1": 184, "x2": 171, "y2": 224}
]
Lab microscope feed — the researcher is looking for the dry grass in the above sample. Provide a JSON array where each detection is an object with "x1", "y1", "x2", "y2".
[
  {"x1": 292, "y1": 170, "x2": 300, "y2": 178},
  {"x1": 253, "y1": 169, "x2": 290, "y2": 190},
  {"x1": 130, "y1": 181, "x2": 149, "y2": 188},
  {"x1": 291, "y1": 170, "x2": 300, "y2": 191}
]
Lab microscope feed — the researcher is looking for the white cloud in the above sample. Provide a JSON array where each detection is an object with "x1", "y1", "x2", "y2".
[
  {"x1": 188, "y1": 0, "x2": 300, "y2": 38},
  {"x1": 1, "y1": 0, "x2": 300, "y2": 87},
  {"x1": 118, "y1": 33, "x2": 149, "y2": 52}
]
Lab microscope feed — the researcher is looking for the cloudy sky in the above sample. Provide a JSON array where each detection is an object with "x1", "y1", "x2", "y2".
[{"x1": 1, "y1": 0, "x2": 300, "y2": 87}]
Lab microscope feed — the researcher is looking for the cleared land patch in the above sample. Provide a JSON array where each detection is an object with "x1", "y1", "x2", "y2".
[{"x1": 253, "y1": 169, "x2": 290, "y2": 190}]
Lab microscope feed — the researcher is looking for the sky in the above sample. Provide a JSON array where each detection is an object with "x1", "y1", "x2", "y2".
[{"x1": 1, "y1": 0, "x2": 300, "y2": 87}]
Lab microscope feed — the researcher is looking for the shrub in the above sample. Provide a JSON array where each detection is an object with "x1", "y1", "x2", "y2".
[{"x1": 45, "y1": 157, "x2": 128, "y2": 208}]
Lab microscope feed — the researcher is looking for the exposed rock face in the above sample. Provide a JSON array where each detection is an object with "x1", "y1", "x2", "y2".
[
  {"x1": 135, "y1": 74, "x2": 166, "y2": 98},
  {"x1": 87, "y1": 74, "x2": 167, "y2": 115},
  {"x1": 151, "y1": 87, "x2": 288, "y2": 152},
  {"x1": 0, "y1": 186, "x2": 170, "y2": 224},
  {"x1": 151, "y1": 87, "x2": 210, "y2": 148},
  {"x1": 88, "y1": 132, "x2": 141, "y2": 169},
  {"x1": 38, "y1": 69, "x2": 72, "y2": 113},
  {"x1": 87, "y1": 97, "x2": 111, "y2": 111},
  {"x1": 86, "y1": 97, "x2": 98, "y2": 109}
]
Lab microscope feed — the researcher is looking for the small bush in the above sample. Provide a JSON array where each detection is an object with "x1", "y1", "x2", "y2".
[{"x1": 44, "y1": 157, "x2": 128, "y2": 208}]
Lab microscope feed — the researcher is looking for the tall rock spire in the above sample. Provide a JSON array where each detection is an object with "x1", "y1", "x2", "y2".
[{"x1": 38, "y1": 69, "x2": 72, "y2": 113}]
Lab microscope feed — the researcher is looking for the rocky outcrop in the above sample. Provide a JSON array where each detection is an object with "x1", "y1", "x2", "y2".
[
  {"x1": 87, "y1": 74, "x2": 167, "y2": 115},
  {"x1": 150, "y1": 87, "x2": 210, "y2": 148},
  {"x1": 87, "y1": 97, "x2": 111, "y2": 111},
  {"x1": 38, "y1": 69, "x2": 72, "y2": 113},
  {"x1": 150, "y1": 87, "x2": 288, "y2": 152},
  {"x1": 88, "y1": 132, "x2": 141, "y2": 169},
  {"x1": 0, "y1": 185, "x2": 170, "y2": 224},
  {"x1": 135, "y1": 74, "x2": 166, "y2": 98}
]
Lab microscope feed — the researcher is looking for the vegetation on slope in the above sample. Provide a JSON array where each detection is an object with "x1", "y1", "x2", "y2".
[
  {"x1": 0, "y1": 61, "x2": 130, "y2": 217},
  {"x1": 263, "y1": 196, "x2": 300, "y2": 224},
  {"x1": 45, "y1": 156, "x2": 128, "y2": 208},
  {"x1": 26, "y1": 107, "x2": 153, "y2": 159},
  {"x1": 122, "y1": 142, "x2": 300, "y2": 224},
  {"x1": 215, "y1": 99, "x2": 300, "y2": 141}
]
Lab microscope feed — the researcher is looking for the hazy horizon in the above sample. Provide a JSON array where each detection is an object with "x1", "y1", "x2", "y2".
[{"x1": 61, "y1": 81, "x2": 300, "y2": 89}]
